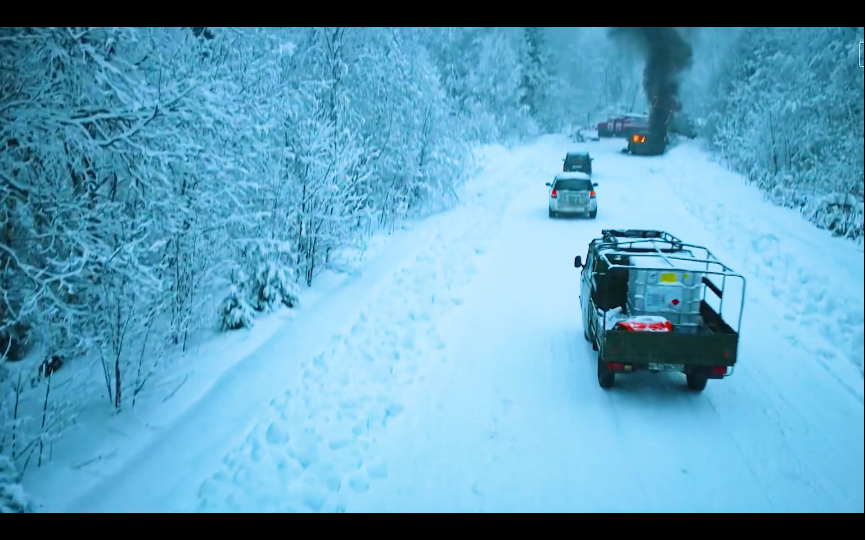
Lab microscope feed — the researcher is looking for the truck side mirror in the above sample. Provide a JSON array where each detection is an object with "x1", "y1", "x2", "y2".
[
  {"x1": 593, "y1": 183, "x2": 598, "y2": 187},
  {"x1": 574, "y1": 256, "x2": 583, "y2": 268},
  {"x1": 545, "y1": 182, "x2": 551, "y2": 187}
]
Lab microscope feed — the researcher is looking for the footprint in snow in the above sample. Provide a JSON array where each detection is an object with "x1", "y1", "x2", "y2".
[
  {"x1": 312, "y1": 354, "x2": 327, "y2": 369},
  {"x1": 347, "y1": 472, "x2": 370, "y2": 493},
  {"x1": 265, "y1": 422, "x2": 290, "y2": 446}
]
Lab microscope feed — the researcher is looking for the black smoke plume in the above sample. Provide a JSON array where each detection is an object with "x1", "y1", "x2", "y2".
[{"x1": 608, "y1": 28, "x2": 694, "y2": 144}]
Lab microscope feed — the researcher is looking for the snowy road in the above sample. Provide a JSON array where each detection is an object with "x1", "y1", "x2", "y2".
[{"x1": 62, "y1": 135, "x2": 864, "y2": 513}]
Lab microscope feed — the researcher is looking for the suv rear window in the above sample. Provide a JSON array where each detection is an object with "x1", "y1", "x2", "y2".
[
  {"x1": 565, "y1": 154, "x2": 588, "y2": 165},
  {"x1": 554, "y1": 179, "x2": 592, "y2": 191}
]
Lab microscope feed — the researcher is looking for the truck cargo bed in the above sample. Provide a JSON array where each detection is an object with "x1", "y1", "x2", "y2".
[{"x1": 598, "y1": 300, "x2": 738, "y2": 368}]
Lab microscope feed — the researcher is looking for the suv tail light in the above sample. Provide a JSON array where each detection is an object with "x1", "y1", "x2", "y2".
[
  {"x1": 590, "y1": 190, "x2": 596, "y2": 198},
  {"x1": 551, "y1": 189, "x2": 557, "y2": 198}
]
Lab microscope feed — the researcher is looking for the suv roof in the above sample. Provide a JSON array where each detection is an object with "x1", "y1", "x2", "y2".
[{"x1": 566, "y1": 151, "x2": 589, "y2": 157}]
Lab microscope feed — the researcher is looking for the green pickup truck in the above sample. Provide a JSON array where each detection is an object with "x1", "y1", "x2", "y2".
[{"x1": 574, "y1": 229, "x2": 746, "y2": 391}]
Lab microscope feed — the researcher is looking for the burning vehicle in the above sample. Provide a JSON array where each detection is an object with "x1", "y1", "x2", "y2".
[
  {"x1": 607, "y1": 28, "x2": 694, "y2": 157},
  {"x1": 624, "y1": 93, "x2": 675, "y2": 155},
  {"x1": 626, "y1": 129, "x2": 667, "y2": 156}
]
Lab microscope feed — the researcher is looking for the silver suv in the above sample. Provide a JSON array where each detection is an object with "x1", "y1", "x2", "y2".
[{"x1": 546, "y1": 173, "x2": 598, "y2": 219}]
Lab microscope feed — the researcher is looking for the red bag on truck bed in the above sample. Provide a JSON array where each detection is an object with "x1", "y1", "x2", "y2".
[{"x1": 615, "y1": 316, "x2": 673, "y2": 332}]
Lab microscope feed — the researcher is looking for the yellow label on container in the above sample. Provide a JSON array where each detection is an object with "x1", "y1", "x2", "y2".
[
  {"x1": 660, "y1": 273, "x2": 677, "y2": 283},
  {"x1": 683, "y1": 273, "x2": 689, "y2": 278}
]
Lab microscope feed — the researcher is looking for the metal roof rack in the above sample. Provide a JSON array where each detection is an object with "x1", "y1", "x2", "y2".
[
  {"x1": 588, "y1": 229, "x2": 747, "y2": 332},
  {"x1": 595, "y1": 230, "x2": 732, "y2": 272},
  {"x1": 601, "y1": 229, "x2": 683, "y2": 244}
]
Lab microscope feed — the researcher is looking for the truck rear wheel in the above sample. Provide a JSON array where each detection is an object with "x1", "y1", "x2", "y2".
[
  {"x1": 597, "y1": 357, "x2": 614, "y2": 389},
  {"x1": 686, "y1": 373, "x2": 707, "y2": 392}
]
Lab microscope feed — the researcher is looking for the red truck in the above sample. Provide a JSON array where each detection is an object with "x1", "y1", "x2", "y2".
[
  {"x1": 597, "y1": 114, "x2": 649, "y2": 138},
  {"x1": 596, "y1": 117, "x2": 618, "y2": 138}
]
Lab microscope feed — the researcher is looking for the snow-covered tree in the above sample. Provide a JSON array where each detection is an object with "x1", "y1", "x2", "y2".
[
  {"x1": 698, "y1": 27, "x2": 864, "y2": 242},
  {"x1": 0, "y1": 454, "x2": 31, "y2": 513},
  {"x1": 520, "y1": 27, "x2": 552, "y2": 128}
]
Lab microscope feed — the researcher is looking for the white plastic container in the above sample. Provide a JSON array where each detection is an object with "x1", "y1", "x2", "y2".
[{"x1": 626, "y1": 254, "x2": 705, "y2": 328}]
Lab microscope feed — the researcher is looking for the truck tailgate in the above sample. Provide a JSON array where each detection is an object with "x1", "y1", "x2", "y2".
[{"x1": 602, "y1": 330, "x2": 737, "y2": 367}]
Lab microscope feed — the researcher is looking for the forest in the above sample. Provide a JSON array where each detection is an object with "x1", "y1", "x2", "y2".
[{"x1": 1, "y1": 27, "x2": 863, "y2": 512}]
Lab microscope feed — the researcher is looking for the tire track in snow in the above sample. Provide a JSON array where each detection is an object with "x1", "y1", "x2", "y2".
[
  {"x1": 602, "y1": 365, "x2": 783, "y2": 512},
  {"x1": 702, "y1": 312, "x2": 862, "y2": 511}
]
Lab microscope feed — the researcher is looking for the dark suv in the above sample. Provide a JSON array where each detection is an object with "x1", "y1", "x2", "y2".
[{"x1": 563, "y1": 152, "x2": 592, "y2": 176}]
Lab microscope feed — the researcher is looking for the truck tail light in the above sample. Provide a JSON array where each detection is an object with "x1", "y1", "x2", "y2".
[
  {"x1": 551, "y1": 190, "x2": 557, "y2": 198},
  {"x1": 711, "y1": 366, "x2": 727, "y2": 376},
  {"x1": 590, "y1": 190, "x2": 596, "y2": 198}
]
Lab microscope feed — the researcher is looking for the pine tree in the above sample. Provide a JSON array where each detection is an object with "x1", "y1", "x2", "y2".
[{"x1": 520, "y1": 27, "x2": 549, "y2": 124}]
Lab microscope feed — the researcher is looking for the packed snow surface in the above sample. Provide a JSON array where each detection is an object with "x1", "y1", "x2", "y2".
[{"x1": 23, "y1": 135, "x2": 864, "y2": 513}]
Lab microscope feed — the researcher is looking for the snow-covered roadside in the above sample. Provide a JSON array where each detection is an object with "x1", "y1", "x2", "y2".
[
  {"x1": 185, "y1": 136, "x2": 569, "y2": 513},
  {"x1": 24, "y1": 138, "x2": 555, "y2": 512},
  {"x1": 18, "y1": 144, "x2": 486, "y2": 512},
  {"x1": 661, "y1": 141, "x2": 865, "y2": 392}
]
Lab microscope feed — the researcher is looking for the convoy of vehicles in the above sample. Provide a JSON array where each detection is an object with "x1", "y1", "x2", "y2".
[{"x1": 555, "y1": 124, "x2": 742, "y2": 393}]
